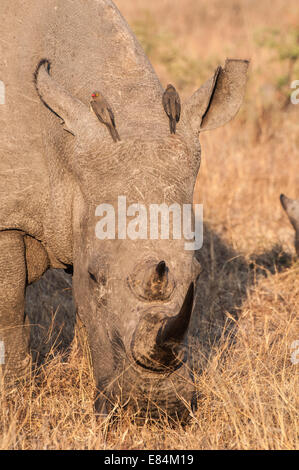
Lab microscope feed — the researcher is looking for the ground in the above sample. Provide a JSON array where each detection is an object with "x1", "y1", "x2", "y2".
[{"x1": 0, "y1": 0, "x2": 298, "y2": 450}]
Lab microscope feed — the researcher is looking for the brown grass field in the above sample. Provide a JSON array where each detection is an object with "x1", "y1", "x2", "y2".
[{"x1": 1, "y1": 0, "x2": 298, "y2": 449}]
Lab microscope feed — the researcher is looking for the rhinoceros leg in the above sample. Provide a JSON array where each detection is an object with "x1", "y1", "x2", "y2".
[{"x1": 0, "y1": 230, "x2": 30, "y2": 384}]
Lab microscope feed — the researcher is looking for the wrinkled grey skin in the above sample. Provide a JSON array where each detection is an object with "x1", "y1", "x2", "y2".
[
  {"x1": 280, "y1": 194, "x2": 299, "y2": 256},
  {"x1": 0, "y1": 0, "x2": 248, "y2": 419}
]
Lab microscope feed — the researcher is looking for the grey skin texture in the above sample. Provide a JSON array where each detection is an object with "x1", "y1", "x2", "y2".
[
  {"x1": 280, "y1": 194, "x2": 299, "y2": 256},
  {"x1": 0, "y1": 0, "x2": 249, "y2": 419}
]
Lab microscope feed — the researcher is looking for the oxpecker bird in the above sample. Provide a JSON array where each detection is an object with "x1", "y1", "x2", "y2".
[
  {"x1": 90, "y1": 91, "x2": 120, "y2": 142},
  {"x1": 162, "y1": 84, "x2": 181, "y2": 134}
]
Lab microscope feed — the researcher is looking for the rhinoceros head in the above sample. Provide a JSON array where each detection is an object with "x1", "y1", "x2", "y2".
[{"x1": 35, "y1": 58, "x2": 248, "y2": 420}]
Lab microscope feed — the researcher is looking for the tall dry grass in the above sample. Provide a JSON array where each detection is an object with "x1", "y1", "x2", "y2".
[{"x1": 1, "y1": 0, "x2": 298, "y2": 449}]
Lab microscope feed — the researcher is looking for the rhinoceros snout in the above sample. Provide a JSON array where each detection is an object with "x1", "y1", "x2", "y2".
[{"x1": 130, "y1": 283, "x2": 194, "y2": 372}]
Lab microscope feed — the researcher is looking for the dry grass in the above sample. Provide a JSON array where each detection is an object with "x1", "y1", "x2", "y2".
[
  {"x1": 1, "y1": 268, "x2": 298, "y2": 449},
  {"x1": 1, "y1": 0, "x2": 299, "y2": 449}
]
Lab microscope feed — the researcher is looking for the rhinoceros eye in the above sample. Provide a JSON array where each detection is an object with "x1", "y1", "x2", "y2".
[{"x1": 88, "y1": 270, "x2": 97, "y2": 283}]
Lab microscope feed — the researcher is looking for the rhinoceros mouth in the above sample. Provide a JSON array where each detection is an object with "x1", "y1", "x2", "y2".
[
  {"x1": 94, "y1": 359, "x2": 196, "y2": 422},
  {"x1": 130, "y1": 283, "x2": 194, "y2": 373}
]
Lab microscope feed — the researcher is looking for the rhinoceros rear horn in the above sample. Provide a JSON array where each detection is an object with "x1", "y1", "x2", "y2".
[
  {"x1": 156, "y1": 260, "x2": 167, "y2": 278},
  {"x1": 34, "y1": 59, "x2": 106, "y2": 142}
]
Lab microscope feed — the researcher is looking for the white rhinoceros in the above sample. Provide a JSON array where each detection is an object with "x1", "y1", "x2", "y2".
[{"x1": 0, "y1": 0, "x2": 248, "y2": 419}]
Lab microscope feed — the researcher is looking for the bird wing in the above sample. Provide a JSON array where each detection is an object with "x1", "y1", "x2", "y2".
[
  {"x1": 175, "y1": 93, "x2": 181, "y2": 122},
  {"x1": 162, "y1": 92, "x2": 172, "y2": 118},
  {"x1": 90, "y1": 101, "x2": 105, "y2": 124},
  {"x1": 107, "y1": 107, "x2": 116, "y2": 128}
]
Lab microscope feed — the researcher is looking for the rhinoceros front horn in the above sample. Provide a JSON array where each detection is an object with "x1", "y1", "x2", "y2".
[
  {"x1": 131, "y1": 283, "x2": 194, "y2": 372},
  {"x1": 158, "y1": 282, "x2": 194, "y2": 345}
]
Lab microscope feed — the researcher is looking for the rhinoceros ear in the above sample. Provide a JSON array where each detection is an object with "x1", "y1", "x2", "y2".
[
  {"x1": 34, "y1": 59, "x2": 105, "y2": 142},
  {"x1": 183, "y1": 59, "x2": 249, "y2": 135}
]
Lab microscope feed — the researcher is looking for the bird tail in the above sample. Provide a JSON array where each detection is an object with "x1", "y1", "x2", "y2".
[
  {"x1": 114, "y1": 127, "x2": 121, "y2": 142},
  {"x1": 169, "y1": 118, "x2": 176, "y2": 134},
  {"x1": 108, "y1": 125, "x2": 121, "y2": 143}
]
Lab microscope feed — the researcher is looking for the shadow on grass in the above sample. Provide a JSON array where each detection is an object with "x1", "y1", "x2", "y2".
[
  {"x1": 25, "y1": 224, "x2": 293, "y2": 367},
  {"x1": 191, "y1": 224, "x2": 293, "y2": 365},
  {"x1": 25, "y1": 269, "x2": 76, "y2": 365}
]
